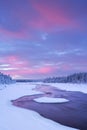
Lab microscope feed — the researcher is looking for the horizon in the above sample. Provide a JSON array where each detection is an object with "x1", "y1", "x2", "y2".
[
  {"x1": 1, "y1": 71, "x2": 87, "y2": 79},
  {"x1": 0, "y1": 0, "x2": 87, "y2": 79}
]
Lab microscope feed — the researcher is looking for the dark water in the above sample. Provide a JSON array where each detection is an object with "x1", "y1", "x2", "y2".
[{"x1": 11, "y1": 85, "x2": 87, "y2": 130}]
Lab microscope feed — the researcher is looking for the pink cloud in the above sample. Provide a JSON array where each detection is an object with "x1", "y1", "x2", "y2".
[
  {"x1": 37, "y1": 66, "x2": 54, "y2": 74},
  {"x1": 0, "y1": 27, "x2": 31, "y2": 39},
  {"x1": 0, "y1": 55, "x2": 55, "y2": 78},
  {"x1": 1, "y1": 66, "x2": 54, "y2": 78},
  {"x1": 0, "y1": 55, "x2": 29, "y2": 70},
  {"x1": 61, "y1": 64, "x2": 71, "y2": 71},
  {"x1": 29, "y1": 2, "x2": 77, "y2": 31}
]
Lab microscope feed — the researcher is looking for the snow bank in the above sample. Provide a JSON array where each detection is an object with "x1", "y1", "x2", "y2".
[
  {"x1": 34, "y1": 97, "x2": 69, "y2": 103},
  {"x1": 0, "y1": 83, "x2": 77, "y2": 130},
  {"x1": 44, "y1": 83, "x2": 87, "y2": 94}
]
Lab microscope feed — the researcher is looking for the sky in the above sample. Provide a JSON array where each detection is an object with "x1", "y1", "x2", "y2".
[{"x1": 0, "y1": 0, "x2": 87, "y2": 79}]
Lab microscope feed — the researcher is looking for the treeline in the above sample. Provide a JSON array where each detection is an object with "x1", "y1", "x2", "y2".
[
  {"x1": 0, "y1": 72, "x2": 14, "y2": 84},
  {"x1": 16, "y1": 79, "x2": 42, "y2": 83},
  {"x1": 43, "y1": 73, "x2": 87, "y2": 83},
  {"x1": 16, "y1": 79, "x2": 35, "y2": 82}
]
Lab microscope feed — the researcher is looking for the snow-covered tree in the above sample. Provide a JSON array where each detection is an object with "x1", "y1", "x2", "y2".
[
  {"x1": 43, "y1": 73, "x2": 87, "y2": 83},
  {"x1": 0, "y1": 72, "x2": 15, "y2": 84}
]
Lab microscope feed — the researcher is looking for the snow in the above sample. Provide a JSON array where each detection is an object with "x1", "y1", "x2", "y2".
[
  {"x1": 34, "y1": 97, "x2": 69, "y2": 103},
  {"x1": 0, "y1": 82, "x2": 77, "y2": 130},
  {"x1": 43, "y1": 83, "x2": 87, "y2": 94},
  {"x1": 0, "y1": 84, "x2": 6, "y2": 90}
]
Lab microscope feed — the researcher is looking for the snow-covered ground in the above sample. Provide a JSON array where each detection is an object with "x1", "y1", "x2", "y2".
[
  {"x1": 43, "y1": 83, "x2": 87, "y2": 94},
  {"x1": 0, "y1": 84, "x2": 6, "y2": 90},
  {"x1": 0, "y1": 82, "x2": 84, "y2": 130}
]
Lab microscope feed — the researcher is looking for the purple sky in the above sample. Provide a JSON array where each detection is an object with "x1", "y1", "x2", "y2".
[{"x1": 0, "y1": 0, "x2": 87, "y2": 79}]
